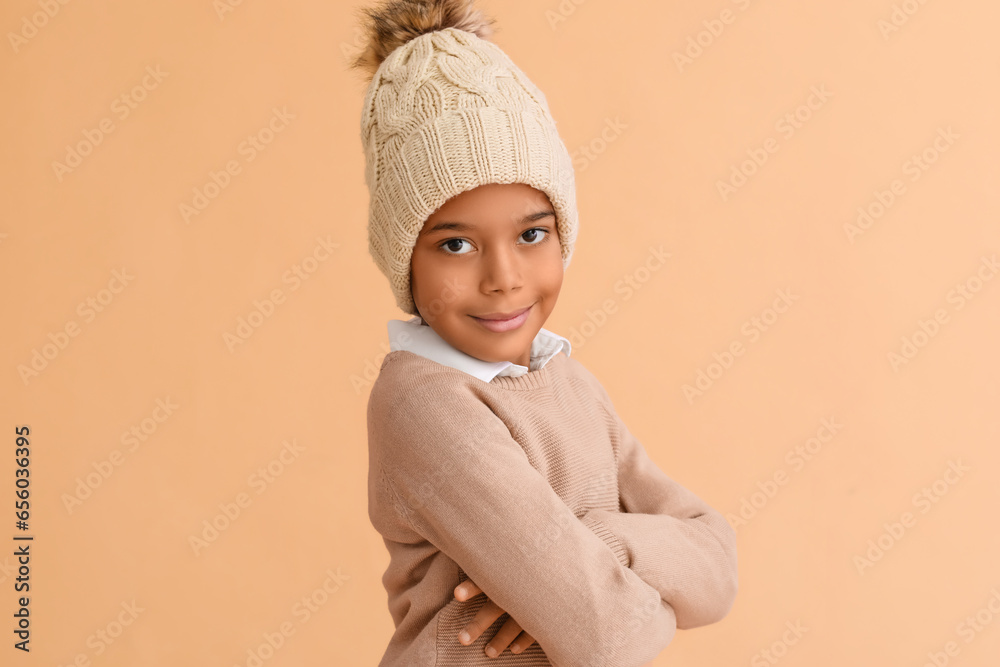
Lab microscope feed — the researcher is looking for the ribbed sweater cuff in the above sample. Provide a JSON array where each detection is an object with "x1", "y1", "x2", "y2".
[{"x1": 580, "y1": 510, "x2": 630, "y2": 569}]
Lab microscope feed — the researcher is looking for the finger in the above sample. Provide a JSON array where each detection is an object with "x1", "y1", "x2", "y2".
[
  {"x1": 457, "y1": 599, "x2": 505, "y2": 646},
  {"x1": 483, "y1": 616, "x2": 524, "y2": 658},
  {"x1": 454, "y1": 579, "x2": 483, "y2": 602},
  {"x1": 509, "y1": 629, "x2": 536, "y2": 655}
]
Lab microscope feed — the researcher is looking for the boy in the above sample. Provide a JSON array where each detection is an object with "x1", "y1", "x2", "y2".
[{"x1": 355, "y1": 2, "x2": 738, "y2": 664}]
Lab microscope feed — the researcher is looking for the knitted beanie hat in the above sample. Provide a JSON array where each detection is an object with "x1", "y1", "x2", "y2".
[{"x1": 351, "y1": 0, "x2": 579, "y2": 316}]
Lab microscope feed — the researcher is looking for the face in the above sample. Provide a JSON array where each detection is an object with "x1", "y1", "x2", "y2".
[{"x1": 409, "y1": 183, "x2": 564, "y2": 369}]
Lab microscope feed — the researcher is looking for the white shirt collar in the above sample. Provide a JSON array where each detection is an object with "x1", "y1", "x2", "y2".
[{"x1": 386, "y1": 315, "x2": 572, "y2": 383}]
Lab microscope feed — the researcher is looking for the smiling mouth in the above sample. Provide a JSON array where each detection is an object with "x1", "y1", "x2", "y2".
[
  {"x1": 470, "y1": 304, "x2": 533, "y2": 332},
  {"x1": 472, "y1": 306, "x2": 532, "y2": 321}
]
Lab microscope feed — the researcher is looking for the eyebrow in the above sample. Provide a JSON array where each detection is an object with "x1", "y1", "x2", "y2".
[{"x1": 424, "y1": 210, "x2": 555, "y2": 234}]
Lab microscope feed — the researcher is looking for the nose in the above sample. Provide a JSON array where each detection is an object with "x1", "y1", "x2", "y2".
[{"x1": 480, "y1": 244, "x2": 523, "y2": 295}]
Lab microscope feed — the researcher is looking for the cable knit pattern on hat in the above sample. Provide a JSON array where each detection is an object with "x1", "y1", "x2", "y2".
[{"x1": 359, "y1": 26, "x2": 579, "y2": 315}]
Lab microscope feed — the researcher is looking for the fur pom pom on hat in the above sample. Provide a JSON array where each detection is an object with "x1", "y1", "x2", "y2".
[{"x1": 351, "y1": 0, "x2": 579, "y2": 316}]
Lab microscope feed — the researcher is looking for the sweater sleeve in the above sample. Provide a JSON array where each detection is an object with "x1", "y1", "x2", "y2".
[
  {"x1": 579, "y1": 387, "x2": 739, "y2": 630},
  {"x1": 369, "y1": 378, "x2": 678, "y2": 667}
]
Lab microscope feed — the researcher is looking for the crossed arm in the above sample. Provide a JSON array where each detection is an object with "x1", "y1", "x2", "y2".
[
  {"x1": 583, "y1": 395, "x2": 739, "y2": 630},
  {"x1": 453, "y1": 398, "x2": 738, "y2": 660}
]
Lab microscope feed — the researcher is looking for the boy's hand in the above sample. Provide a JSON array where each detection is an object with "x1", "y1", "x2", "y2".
[{"x1": 454, "y1": 578, "x2": 537, "y2": 658}]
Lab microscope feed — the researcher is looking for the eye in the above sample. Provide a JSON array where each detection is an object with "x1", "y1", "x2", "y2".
[
  {"x1": 521, "y1": 228, "x2": 549, "y2": 245},
  {"x1": 439, "y1": 238, "x2": 472, "y2": 255}
]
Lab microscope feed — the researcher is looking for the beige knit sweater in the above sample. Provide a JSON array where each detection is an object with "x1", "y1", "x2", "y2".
[{"x1": 367, "y1": 349, "x2": 738, "y2": 666}]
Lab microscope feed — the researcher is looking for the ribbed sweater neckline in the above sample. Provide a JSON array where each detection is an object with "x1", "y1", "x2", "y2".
[{"x1": 488, "y1": 354, "x2": 559, "y2": 391}]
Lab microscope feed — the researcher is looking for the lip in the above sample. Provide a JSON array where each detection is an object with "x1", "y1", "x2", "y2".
[{"x1": 471, "y1": 305, "x2": 532, "y2": 333}]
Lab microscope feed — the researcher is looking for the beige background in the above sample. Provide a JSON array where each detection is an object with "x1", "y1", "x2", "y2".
[{"x1": 2, "y1": 0, "x2": 998, "y2": 664}]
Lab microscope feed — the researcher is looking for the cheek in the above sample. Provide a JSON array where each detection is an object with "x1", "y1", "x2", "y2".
[
  {"x1": 409, "y1": 253, "x2": 438, "y2": 297},
  {"x1": 411, "y1": 255, "x2": 469, "y2": 311},
  {"x1": 540, "y1": 259, "x2": 564, "y2": 292}
]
